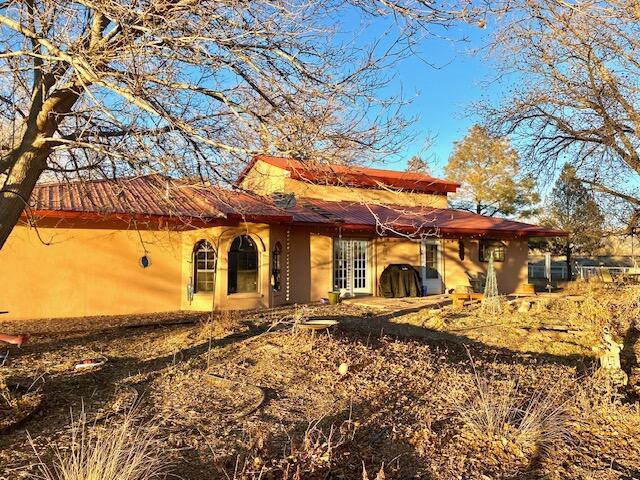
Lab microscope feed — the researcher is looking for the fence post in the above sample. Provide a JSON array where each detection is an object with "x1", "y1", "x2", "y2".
[{"x1": 545, "y1": 253, "x2": 552, "y2": 281}]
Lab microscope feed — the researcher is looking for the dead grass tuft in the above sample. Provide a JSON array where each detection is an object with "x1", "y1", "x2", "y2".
[
  {"x1": 200, "y1": 310, "x2": 242, "y2": 340},
  {"x1": 455, "y1": 365, "x2": 572, "y2": 458},
  {"x1": 30, "y1": 410, "x2": 170, "y2": 480}
]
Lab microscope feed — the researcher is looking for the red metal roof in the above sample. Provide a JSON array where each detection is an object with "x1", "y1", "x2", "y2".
[
  {"x1": 237, "y1": 155, "x2": 459, "y2": 194},
  {"x1": 27, "y1": 175, "x2": 565, "y2": 237},
  {"x1": 296, "y1": 199, "x2": 566, "y2": 238},
  {"x1": 29, "y1": 175, "x2": 295, "y2": 224}
]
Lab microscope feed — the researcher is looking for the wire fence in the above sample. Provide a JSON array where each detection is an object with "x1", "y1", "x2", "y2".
[
  {"x1": 528, "y1": 264, "x2": 568, "y2": 280},
  {"x1": 575, "y1": 266, "x2": 636, "y2": 281}
]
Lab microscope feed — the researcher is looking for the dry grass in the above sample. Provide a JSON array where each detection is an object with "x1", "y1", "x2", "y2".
[
  {"x1": 3, "y1": 292, "x2": 640, "y2": 479},
  {"x1": 0, "y1": 375, "x2": 15, "y2": 409},
  {"x1": 361, "y1": 465, "x2": 386, "y2": 480},
  {"x1": 561, "y1": 281, "x2": 640, "y2": 335},
  {"x1": 0, "y1": 374, "x2": 45, "y2": 434},
  {"x1": 216, "y1": 418, "x2": 357, "y2": 480},
  {"x1": 30, "y1": 411, "x2": 170, "y2": 480},
  {"x1": 455, "y1": 365, "x2": 572, "y2": 454},
  {"x1": 200, "y1": 310, "x2": 243, "y2": 341}
]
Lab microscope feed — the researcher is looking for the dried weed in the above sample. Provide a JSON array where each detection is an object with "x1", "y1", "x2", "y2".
[
  {"x1": 200, "y1": 310, "x2": 242, "y2": 341},
  {"x1": 29, "y1": 410, "x2": 171, "y2": 480},
  {"x1": 455, "y1": 359, "x2": 572, "y2": 458}
]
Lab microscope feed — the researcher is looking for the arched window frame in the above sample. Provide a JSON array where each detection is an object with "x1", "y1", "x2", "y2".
[
  {"x1": 272, "y1": 242, "x2": 283, "y2": 292},
  {"x1": 227, "y1": 234, "x2": 259, "y2": 294},
  {"x1": 193, "y1": 240, "x2": 216, "y2": 293}
]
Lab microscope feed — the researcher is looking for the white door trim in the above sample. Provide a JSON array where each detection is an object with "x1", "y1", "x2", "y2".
[
  {"x1": 333, "y1": 238, "x2": 371, "y2": 295},
  {"x1": 420, "y1": 239, "x2": 444, "y2": 295}
]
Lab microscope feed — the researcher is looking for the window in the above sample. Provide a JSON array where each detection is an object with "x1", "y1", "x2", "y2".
[
  {"x1": 423, "y1": 243, "x2": 439, "y2": 279},
  {"x1": 228, "y1": 235, "x2": 258, "y2": 294},
  {"x1": 479, "y1": 240, "x2": 506, "y2": 262},
  {"x1": 272, "y1": 242, "x2": 282, "y2": 292},
  {"x1": 193, "y1": 241, "x2": 216, "y2": 293}
]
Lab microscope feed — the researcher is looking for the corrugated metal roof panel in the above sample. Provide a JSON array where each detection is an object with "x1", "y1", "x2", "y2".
[{"x1": 28, "y1": 175, "x2": 564, "y2": 237}]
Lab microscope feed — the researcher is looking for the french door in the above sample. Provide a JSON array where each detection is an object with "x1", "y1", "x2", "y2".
[{"x1": 333, "y1": 239, "x2": 370, "y2": 294}]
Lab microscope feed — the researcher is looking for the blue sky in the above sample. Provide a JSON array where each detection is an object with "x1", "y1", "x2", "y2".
[
  {"x1": 389, "y1": 31, "x2": 496, "y2": 174},
  {"x1": 343, "y1": 13, "x2": 504, "y2": 176}
]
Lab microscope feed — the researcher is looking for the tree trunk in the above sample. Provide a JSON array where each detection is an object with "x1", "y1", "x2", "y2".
[
  {"x1": 565, "y1": 243, "x2": 572, "y2": 280},
  {"x1": 0, "y1": 146, "x2": 48, "y2": 249},
  {"x1": 0, "y1": 84, "x2": 82, "y2": 250}
]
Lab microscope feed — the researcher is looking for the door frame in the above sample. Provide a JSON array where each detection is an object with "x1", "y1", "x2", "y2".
[
  {"x1": 420, "y1": 239, "x2": 444, "y2": 295},
  {"x1": 332, "y1": 238, "x2": 372, "y2": 295}
]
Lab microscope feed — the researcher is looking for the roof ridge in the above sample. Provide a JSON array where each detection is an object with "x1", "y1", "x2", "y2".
[
  {"x1": 255, "y1": 154, "x2": 456, "y2": 183},
  {"x1": 34, "y1": 173, "x2": 173, "y2": 188}
]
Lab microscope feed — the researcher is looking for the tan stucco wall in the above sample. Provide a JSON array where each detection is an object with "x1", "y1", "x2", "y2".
[
  {"x1": 372, "y1": 238, "x2": 422, "y2": 295},
  {"x1": 238, "y1": 160, "x2": 286, "y2": 196},
  {"x1": 239, "y1": 159, "x2": 448, "y2": 208},
  {"x1": 181, "y1": 223, "x2": 271, "y2": 312},
  {"x1": 441, "y1": 239, "x2": 529, "y2": 294},
  {"x1": 0, "y1": 225, "x2": 183, "y2": 320},
  {"x1": 309, "y1": 234, "x2": 529, "y2": 299},
  {"x1": 0, "y1": 221, "x2": 530, "y2": 321},
  {"x1": 283, "y1": 178, "x2": 448, "y2": 208},
  {"x1": 309, "y1": 234, "x2": 333, "y2": 301},
  {"x1": 310, "y1": 235, "x2": 423, "y2": 298},
  {"x1": 269, "y1": 225, "x2": 311, "y2": 306}
]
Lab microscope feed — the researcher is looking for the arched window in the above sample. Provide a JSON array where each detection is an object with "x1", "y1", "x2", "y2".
[
  {"x1": 228, "y1": 235, "x2": 258, "y2": 294},
  {"x1": 272, "y1": 242, "x2": 283, "y2": 292},
  {"x1": 193, "y1": 240, "x2": 216, "y2": 293}
]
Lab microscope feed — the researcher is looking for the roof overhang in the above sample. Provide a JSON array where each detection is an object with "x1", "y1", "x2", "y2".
[
  {"x1": 23, "y1": 208, "x2": 567, "y2": 239},
  {"x1": 24, "y1": 208, "x2": 299, "y2": 229}
]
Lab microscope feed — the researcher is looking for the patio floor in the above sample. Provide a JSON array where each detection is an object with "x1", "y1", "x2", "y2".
[{"x1": 340, "y1": 294, "x2": 451, "y2": 312}]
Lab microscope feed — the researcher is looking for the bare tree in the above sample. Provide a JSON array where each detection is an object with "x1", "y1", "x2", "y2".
[
  {"x1": 0, "y1": 0, "x2": 482, "y2": 249},
  {"x1": 484, "y1": 0, "x2": 640, "y2": 221}
]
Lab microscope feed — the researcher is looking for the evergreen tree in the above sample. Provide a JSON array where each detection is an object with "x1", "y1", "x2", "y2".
[
  {"x1": 445, "y1": 125, "x2": 539, "y2": 217},
  {"x1": 543, "y1": 164, "x2": 605, "y2": 279}
]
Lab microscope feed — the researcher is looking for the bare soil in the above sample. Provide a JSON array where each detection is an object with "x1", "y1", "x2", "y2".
[{"x1": 1, "y1": 287, "x2": 639, "y2": 479}]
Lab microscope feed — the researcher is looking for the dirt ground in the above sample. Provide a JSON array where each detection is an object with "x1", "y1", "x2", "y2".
[{"x1": 1, "y1": 285, "x2": 640, "y2": 479}]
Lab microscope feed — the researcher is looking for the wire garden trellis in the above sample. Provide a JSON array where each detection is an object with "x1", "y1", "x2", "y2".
[{"x1": 481, "y1": 252, "x2": 503, "y2": 316}]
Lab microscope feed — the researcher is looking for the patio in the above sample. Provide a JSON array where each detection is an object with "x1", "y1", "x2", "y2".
[{"x1": 340, "y1": 294, "x2": 451, "y2": 313}]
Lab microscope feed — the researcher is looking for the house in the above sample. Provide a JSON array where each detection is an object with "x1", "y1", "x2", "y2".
[{"x1": 0, "y1": 155, "x2": 565, "y2": 320}]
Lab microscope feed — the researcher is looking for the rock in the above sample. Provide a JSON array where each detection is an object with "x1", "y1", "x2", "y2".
[{"x1": 518, "y1": 301, "x2": 532, "y2": 313}]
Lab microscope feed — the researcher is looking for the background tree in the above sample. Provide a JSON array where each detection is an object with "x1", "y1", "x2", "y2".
[
  {"x1": 541, "y1": 164, "x2": 605, "y2": 279},
  {"x1": 444, "y1": 124, "x2": 539, "y2": 217},
  {"x1": 406, "y1": 155, "x2": 430, "y2": 174},
  {"x1": 485, "y1": 0, "x2": 640, "y2": 226},
  {"x1": 0, "y1": 0, "x2": 482, "y2": 249}
]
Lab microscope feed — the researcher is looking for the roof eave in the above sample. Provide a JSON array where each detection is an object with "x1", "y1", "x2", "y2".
[{"x1": 24, "y1": 209, "x2": 230, "y2": 229}]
